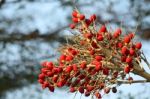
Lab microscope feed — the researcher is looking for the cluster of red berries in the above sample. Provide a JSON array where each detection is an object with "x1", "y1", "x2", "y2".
[{"x1": 38, "y1": 10, "x2": 142, "y2": 99}]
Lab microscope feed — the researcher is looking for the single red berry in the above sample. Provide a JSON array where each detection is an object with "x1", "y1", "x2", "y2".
[
  {"x1": 72, "y1": 10, "x2": 78, "y2": 17},
  {"x1": 103, "y1": 68, "x2": 109, "y2": 75},
  {"x1": 99, "y1": 25, "x2": 107, "y2": 33},
  {"x1": 135, "y1": 42, "x2": 142, "y2": 49},
  {"x1": 38, "y1": 73, "x2": 45, "y2": 79},
  {"x1": 70, "y1": 87, "x2": 76, "y2": 93},
  {"x1": 60, "y1": 54, "x2": 66, "y2": 62},
  {"x1": 52, "y1": 75, "x2": 58, "y2": 83},
  {"x1": 126, "y1": 57, "x2": 132, "y2": 63},
  {"x1": 48, "y1": 85, "x2": 55, "y2": 92},
  {"x1": 38, "y1": 79, "x2": 44, "y2": 84},
  {"x1": 124, "y1": 66, "x2": 131, "y2": 73},
  {"x1": 47, "y1": 71, "x2": 53, "y2": 77},
  {"x1": 114, "y1": 28, "x2": 122, "y2": 35},
  {"x1": 65, "y1": 66, "x2": 73, "y2": 73},
  {"x1": 80, "y1": 61, "x2": 87, "y2": 69},
  {"x1": 112, "y1": 87, "x2": 117, "y2": 93},
  {"x1": 124, "y1": 36, "x2": 131, "y2": 43},
  {"x1": 117, "y1": 42, "x2": 123, "y2": 48},
  {"x1": 47, "y1": 62, "x2": 54, "y2": 70},
  {"x1": 121, "y1": 46, "x2": 129, "y2": 55},
  {"x1": 69, "y1": 24, "x2": 76, "y2": 29},
  {"x1": 95, "y1": 55, "x2": 103, "y2": 61},
  {"x1": 121, "y1": 56, "x2": 127, "y2": 62},
  {"x1": 79, "y1": 87, "x2": 84, "y2": 94},
  {"x1": 86, "y1": 85, "x2": 94, "y2": 91},
  {"x1": 90, "y1": 14, "x2": 97, "y2": 22},
  {"x1": 85, "y1": 91, "x2": 91, "y2": 97},
  {"x1": 95, "y1": 92, "x2": 102, "y2": 98},
  {"x1": 72, "y1": 64, "x2": 78, "y2": 71},
  {"x1": 128, "y1": 77, "x2": 133, "y2": 81},
  {"x1": 91, "y1": 41, "x2": 98, "y2": 48},
  {"x1": 79, "y1": 14, "x2": 85, "y2": 20},
  {"x1": 128, "y1": 33, "x2": 135, "y2": 39},
  {"x1": 97, "y1": 35, "x2": 103, "y2": 41},
  {"x1": 66, "y1": 55, "x2": 73, "y2": 61},
  {"x1": 104, "y1": 87, "x2": 110, "y2": 94},
  {"x1": 129, "y1": 48, "x2": 135, "y2": 56},
  {"x1": 72, "y1": 17, "x2": 79, "y2": 23},
  {"x1": 85, "y1": 19, "x2": 91, "y2": 27},
  {"x1": 84, "y1": 33, "x2": 93, "y2": 39}
]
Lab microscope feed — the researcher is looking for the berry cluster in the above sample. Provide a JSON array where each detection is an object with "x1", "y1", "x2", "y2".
[{"x1": 38, "y1": 10, "x2": 142, "y2": 99}]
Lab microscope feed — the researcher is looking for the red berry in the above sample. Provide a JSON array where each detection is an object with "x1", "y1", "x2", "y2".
[
  {"x1": 84, "y1": 33, "x2": 93, "y2": 39},
  {"x1": 121, "y1": 46, "x2": 128, "y2": 55},
  {"x1": 124, "y1": 66, "x2": 130, "y2": 73},
  {"x1": 90, "y1": 14, "x2": 97, "y2": 21},
  {"x1": 79, "y1": 87, "x2": 84, "y2": 94},
  {"x1": 60, "y1": 54, "x2": 66, "y2": 62},
  {"x1": 47, "y1": 71, "x2": 53, "y2": 77},
  {"x1": 79, "y1": 14, "x2": 85, "y2": 20},
  {"x1": 66, "y1": 55, "x2": 73, "y2": 61},
  {"x1": 135, "y1": 42, "x2": 142, "y2": 49},
  {"x1": 70, "y1": 87, "x2": 76, "y2": 93},
  {"x1": 97, "y1": 35, "x2": 103, "y2": 41},
  {"x1": 85, "y1": 19, "x2": 91, "y2": 27},
  {"x1": 69, "y1": 24, "x2": 76, "y2": 29},
  {"x1": 126, "y1": 57, "x2": 132, "y2": 63},
  {"x1": 38, "y1": 73, "x2": 45, "y2": 79},
  {"x1": 117, "y1": 42, "x2": 123, "y2": 48},
  {"x1": 95, "y1": 92, "x2": 101, "y2": 98},
  {"x1": 95, "y1": 55, "x2": 103, "y2": 61},
  {"x1": 112, "y1": 87, "x2": 117, "y2": 93},
  {"x1": 72, "y1": 64, "x2": 78, "y2": 71},
  {"x1": 124, "y1": 36, "x2": 131, "y2": 43},
  {"x1": 104, "y1": 87, "x2": 110, "y2": 94},
  {"x1": 48, "y1": 85, "x2": 55, "y2": 92},
  {"x1": 86, "y1": 85, "x2": 94, "y2": 91},
  {"x1": 47, "y1": 62, "x2": 54, "y2": 70},
  {"x1": 85, "y1": 91, "x2": 91, "y2": 97},
  {"x1": 128, "y1": 33, "x2": 135, "y2": 39},
  {"x1": 52, "y1": 75, "x2": 58, "y2": 83},
  {"x1": 114, "y1": 28, "x2": 122, "y2": 35},
  {"x1": 38, "y1": 79, "x2": 44, "y2": 84},
  {"x1": 121, "y1": 56, "x2": 127, "y2": 62},
  {"x1": 103, "y1": 68, "x2": 109, "y2": 75},
  {"x1": 72, "y1": 10, "x2": 78, "y2": 17},
  {"x1": 99, "y1": 25, "x2": 107, "y2": 33},
  {"x1": 80, "y1": 61, "x2": 87, "y2": 69},
  {"x1": 65, "y1": 66, "x2": 73, "y2": 73},
  {"x1": 72, "y1": 18, "x2": 79, "y2": 23},
  {"x1": 91, "y1": 41, "x2": 98, "y2": 48},
  {"x1": 129, "y1": 48, "x2": 135, "y2": 56}
]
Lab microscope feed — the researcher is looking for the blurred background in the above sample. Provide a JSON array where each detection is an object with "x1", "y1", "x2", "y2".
[{"x1": 0, "y1": 0, "x2": 150, "y2": 99}]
